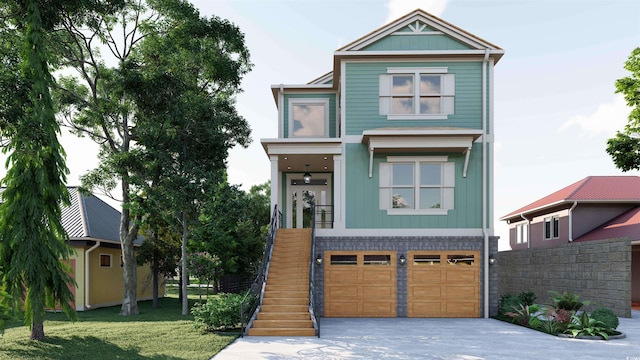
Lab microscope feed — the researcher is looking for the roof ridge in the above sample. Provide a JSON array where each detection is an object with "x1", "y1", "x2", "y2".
[{"x1": 566, "y1": 176, "x2": 593, "y2": 199}]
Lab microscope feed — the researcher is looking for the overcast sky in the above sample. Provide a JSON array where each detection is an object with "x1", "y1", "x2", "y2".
[{"x1": 2, "y1": 0, "x2": 639, "y2": 250}]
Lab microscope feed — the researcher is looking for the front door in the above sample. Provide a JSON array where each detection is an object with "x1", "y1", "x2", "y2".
[{"x1": 286, "y1": 173, "x2": 331, "y2": 229}]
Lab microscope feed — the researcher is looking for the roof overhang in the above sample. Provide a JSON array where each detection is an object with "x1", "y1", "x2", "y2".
[
  {"x1": 500, "y1": 200, "x2": 640, "y2": 223},
  {"x1": 362, "y1": 127, "x2": 483, "y2": 178},
  {"x1": 261, "y1": 138, "x2": 342, "y2": 156}
]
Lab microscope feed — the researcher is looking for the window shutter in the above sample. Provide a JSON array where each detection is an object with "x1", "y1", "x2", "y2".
[
  {"x1": 443, "y1": 162, "x2": 455, "y2": 187},
  {"x1": 442, "y1": 74, "x2": 455, "y2": 96},
  {"x1": 379, "y1": 74, "x2": 392, "y2": 115},
  {"x1": 442, "y1": 96, "x2": 454, "y2": 115},
  {"x1": 379, "y1": 162, "x2": 391, "y2": 209},
  {"x1": 443, "y1": 188, "x2": 454, "y2": 210}
]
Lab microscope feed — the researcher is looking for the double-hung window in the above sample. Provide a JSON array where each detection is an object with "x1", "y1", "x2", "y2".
[
  {"x1": 379, "y1": 156, "x2": 455, "y2": 215},
  {"x1": 379, "y1": 67, "x2": 455, "y2": 120},
  {"x1": 544, "y1": 216, "x2": 559, "y2": 240}
]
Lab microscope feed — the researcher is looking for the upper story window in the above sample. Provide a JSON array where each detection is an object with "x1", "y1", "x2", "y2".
[
  {"x1": 379, "y1": 156, "x2": 455, "y2": 215},
  {"x1": 288, "y1": 98, "x2": 329, "y2": 138},
  {"x1": 379, "y1": 67, "x2": 455, "y2": 120},
  {"x1": 544, "y1": 216, "x2": 559, "y2": 240},
  {"x1": 100, "y1": 254, "x2": 112, "y2": 268},
  {"x1": 516, "y1": 223, "x2": 529, "y2": 244}
]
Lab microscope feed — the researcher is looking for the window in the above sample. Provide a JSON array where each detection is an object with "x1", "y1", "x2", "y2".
[
  {"x1": 288, "y1": 98, "x2": 329, "y2": 138},
  {"x1": 379, "y1": 156, "x2": 455, "y2": 215},
  {"x1": 99, "y1": 254, "x2": 112, "y2": 268},
  {"x1": 330, "y1": 254, "x2": 357, "y2": 265},
  {"x1": 516, "y1": 223, "x2": 529, "y2": 244},
  {"x1": 363, "y1": 254, "x2": 391, "y2": 265},
  {"x1": 544, "y1": 216, "x2": 559, "y2": 240},
  {"x1": 379, "y1": 67, "x2": 455, "y2": 120}
]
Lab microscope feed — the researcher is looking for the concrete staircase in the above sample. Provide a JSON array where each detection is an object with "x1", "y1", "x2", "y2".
[{"x1": 247, "y1": 228, "x2": 316, "y2": 336}]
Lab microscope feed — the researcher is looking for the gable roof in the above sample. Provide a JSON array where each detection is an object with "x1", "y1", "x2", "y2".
[
  {"x1": 500, "y1": 176, "x2": 640, "y2": 221},
  {"x1": 574, "y1": 206, "x2": 640, "y2": 243},
  {"x1": 62, "y1": 187, "x2": 121, "y2": 243},
  {"x1": 337, "y1": 8, "x2": 503, "y2": 56}
]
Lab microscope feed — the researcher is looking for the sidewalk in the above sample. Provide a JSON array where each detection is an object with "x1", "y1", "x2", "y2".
[{"x1": 212, "y1": 311, "x2": 640, "y2": 360}]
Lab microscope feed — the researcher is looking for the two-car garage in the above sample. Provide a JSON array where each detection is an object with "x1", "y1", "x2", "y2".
[{"x1": 323, "y1": 250, "x2": 480, "y2": 318}]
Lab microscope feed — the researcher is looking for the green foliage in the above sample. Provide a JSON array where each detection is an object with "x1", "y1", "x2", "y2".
[
  {"x1": 606, "y1": 47, "x2": 640, "y2": 171},
  {"x1": 590, "y1": 307, "x2": 619, "y2": 330},
  {"x1": 566, "y1": 312, "x2": 611, "y2": 340},
  {"x1": 498, "y1": 291, "x2": 536, "y2": 316},
  {"x1": 548, "y1": 290, "x2": 588, "y2": 311},
  {"x1": 191, "y1": 292, "x2": 257, "y2": 332}
]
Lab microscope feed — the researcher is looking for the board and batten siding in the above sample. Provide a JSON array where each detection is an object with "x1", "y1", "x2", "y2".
[
  {"x1": 343, "y1": 62, "x2": 484, "y2": 136},
  {"x1": 344, "y1": 143, "x2": 483, "y2": 229},
  {"x1": 283, "y1": 93, "x2": 338, "y2": 138}
]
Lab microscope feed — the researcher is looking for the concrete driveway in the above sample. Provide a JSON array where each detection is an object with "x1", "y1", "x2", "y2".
[{"x1": 212, "y1": 311, "x2": 640, "y2": 359}]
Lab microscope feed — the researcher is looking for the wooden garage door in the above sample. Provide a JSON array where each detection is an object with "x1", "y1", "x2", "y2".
[
  {"x1": 407, "y1": 251, "x2": 479, "y2": 317},
  {"x1": 324, "y1": 251, "x2": 396, "y2": 317}
]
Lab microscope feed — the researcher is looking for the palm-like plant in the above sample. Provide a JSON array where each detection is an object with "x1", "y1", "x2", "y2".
[{"x1": 566, "y1": 312, "x2": 611, "y2": 340}]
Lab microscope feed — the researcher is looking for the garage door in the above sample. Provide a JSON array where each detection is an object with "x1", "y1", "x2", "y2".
[
  {"x1": 324, "y1": 251, "x2": 396, "y2": 317},
  {"x1": 407, "y1": 251, "x2": 479, "y2": 317}
]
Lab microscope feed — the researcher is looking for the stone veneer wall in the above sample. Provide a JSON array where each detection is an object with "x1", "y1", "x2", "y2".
[
  {"x1": 498, "y1": 238, "x2": 631, "y2": 318},
  {"x1": 314, "y1": 236, "x2": 500, "y2": 318}
]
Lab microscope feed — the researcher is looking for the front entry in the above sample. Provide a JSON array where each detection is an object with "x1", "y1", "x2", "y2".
[{"x1": 286, "y1": 174, "x2": 331, "y2": 229}]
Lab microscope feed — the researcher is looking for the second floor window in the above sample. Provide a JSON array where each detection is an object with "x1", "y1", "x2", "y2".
[
  {"x1": 379, "y1": 67, "x2": 455, "y2": 120},
  {"x1": 544, "y1": 216, "x2": 559, "y2": 240},
  {"x1": 288, "y1": 98, "x2": 329, "y2": 137}
]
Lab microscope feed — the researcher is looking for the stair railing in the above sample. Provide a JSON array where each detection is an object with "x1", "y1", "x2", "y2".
[
  {"x1": 309, "y1": 203, "x2": 320, "y2": 337},
  {"x1": 240, "y1": 204, "x2": 281, "y2": 337}
]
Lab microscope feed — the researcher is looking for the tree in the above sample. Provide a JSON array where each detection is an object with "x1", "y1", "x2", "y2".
[
  {"x1": 606, "y1": 47, "x2": 640, "y2": 170},
  {"x1": 55, "y1": 0, "x2": 251, "y2": 316},
  {"x1": 0, "y1": 0, "x2": 79, "y2": 341}
]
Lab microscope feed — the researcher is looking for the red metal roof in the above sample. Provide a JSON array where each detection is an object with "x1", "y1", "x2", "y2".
[
  {"x1": 500, "y1": 176, "x2": 640, "y2": 220},
  {"x1": 574, "y1": 206, "x2": 640, "y2": 242}
]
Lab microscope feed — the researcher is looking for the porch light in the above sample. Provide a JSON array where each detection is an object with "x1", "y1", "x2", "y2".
[
  {"x1": 489, "y1": 256, "x2": 497, "y2": 265},
  {"x1": 398, "y1": 255, "x2": 406, "y2": 266},
  {"x1": 303, "y1": 164, "x2": 312, "y2": 184},
  {"x1": 315, "y1": 255, "x2": 323, "y2": 265}
]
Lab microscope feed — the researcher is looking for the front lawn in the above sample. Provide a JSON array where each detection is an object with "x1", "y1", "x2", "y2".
[{"x1": 0, "y1": 293, "x2": 238, "y2": 360}]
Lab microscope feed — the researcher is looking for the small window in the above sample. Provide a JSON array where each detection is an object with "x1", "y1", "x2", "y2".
[
  {"x1": 413, "y1": 254, "x2": 441, "y2": 265},
  {"x1": 447, "y1": 254, "x2": 474, "y2": 266},
  {"x1": 544, "y1": 216, "x2": 559, "y2": 240},
  {"x1": 516, "y1": 223, "x2": 529, "y2": 244},
  {"x1": 100, "y1": 254, "x2": 112, "y2": 268},
  {"x1": 364, "y1": 254, "x2": 391, "y2": 265},
  {"x1": 330, "y1": 254, "x2": 357, "y2": 265}
]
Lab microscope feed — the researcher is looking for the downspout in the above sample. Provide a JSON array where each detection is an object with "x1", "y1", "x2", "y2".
[
  {"x1": 482, "y1": 48, "x2": 490, "y2": 318},
  {"x1": 520, "y1": 213, "x2": 531, "y2": 249},
  {"x1": 568, "y1": 201, "x2": 578, "y2": 242},
  {"x1": 85, "y1": 240, "x2": 100, "y2": 309}
]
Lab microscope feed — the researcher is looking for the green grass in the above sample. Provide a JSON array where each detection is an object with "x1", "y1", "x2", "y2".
[{"x1": 0, "y1": 293, "x2": 239, "y2": 360}]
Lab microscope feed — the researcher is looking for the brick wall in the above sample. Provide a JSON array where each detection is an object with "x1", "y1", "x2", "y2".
[
  {"x1": 314, "y1": 235, "x2": 500, "y2": 317},
  {"x1": 498, "y1": 238, "x2": 631, "y2": 317}
]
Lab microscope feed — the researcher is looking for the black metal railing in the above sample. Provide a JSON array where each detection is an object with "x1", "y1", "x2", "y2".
[
  {"x1": 309, "y1": 203, "x2": 320, "y2": 337},
  {"x1": 313, "y1": 204, "x2": 334, "y2": 229},
  {"x1": 240, "y1": 204, "x2": 281, "y2": 337}
]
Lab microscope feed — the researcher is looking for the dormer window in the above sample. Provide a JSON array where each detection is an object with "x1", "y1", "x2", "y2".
[
  {"x1": 379, "y1": 67, "x2": 455, "y2": 120},
  {"x1": 288, "y1": 98, "x2": 329, "y2": 138}
]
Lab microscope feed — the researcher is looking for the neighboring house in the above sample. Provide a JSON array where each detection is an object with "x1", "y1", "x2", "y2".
[
  {"x1": 499, "y1": 176, "x2": 640, "y2": 311},
  {"x1": 2, "y1": 186, "x2": 163, "y2": 311},
  {"x1": 260, "y1": 9, "x2": 503, "y2": 319}
]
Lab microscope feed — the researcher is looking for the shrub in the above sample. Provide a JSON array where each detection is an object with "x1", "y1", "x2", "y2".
[
  {"x1": 191, "y1": 292, "x2": 257, "y2": 332},
  {"x1": 505, "y1": 303, "x2": 540, "y2": 327},
  {"x1": 590, "y1": 307, "x2": 619, "y2": 330},
  {"x1": 549, "y1": 290, "x2": 588, "y2": 311},
  {"x1": 518, "y1": 291, "x2": 536, "y2": 306},
  {"x1": 566, "y1": 312, "x2": 610, "y2": 339},
  {"x1": 498, "y1": 291, "x2": 536, "y2": 316}
]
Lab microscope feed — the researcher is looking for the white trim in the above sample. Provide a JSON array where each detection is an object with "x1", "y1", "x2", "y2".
[
  {"x1": 261, "y1": 140, "x2": 342, "y2": 156},
  {"x1": 386, "y1": 67, "x2": 448, "y2": 74},
  {"x1": 387, "y1": 155, "x2": 448, "y2": 162},
  {"x1": 336, "y1": 50, "x2": 505, "y2": 57},
  {"x1": 316, "y1": 228, "x2": 485, "y2": 237},
  {"x1": 288, "y1": 98, "x2": 330, "y2": 138},
  {"x1": 277, "y1": 87, "x2": 284, "y2": 138}
]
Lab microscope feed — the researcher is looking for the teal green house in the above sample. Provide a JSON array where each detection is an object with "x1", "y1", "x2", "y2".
[{"x1": 260, "y1": 9, "x2": 503, "y2": 320}]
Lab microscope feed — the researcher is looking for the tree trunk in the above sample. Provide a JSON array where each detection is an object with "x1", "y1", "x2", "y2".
[
  {"x1": 120, "y1": 180, "x2": 139, "y2": 316},
  {"x1": 30, "y1": 320, "x2": 44, "y2": 341},
  {"x1": 152, "y1": 260, "x2": 159, "y2": 309},
  {"x1": 181, "y1": 209, "x2": 189, "y2": 315}
]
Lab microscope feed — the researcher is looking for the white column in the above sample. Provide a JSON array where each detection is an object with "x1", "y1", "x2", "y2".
[
  {"x1": 333, "y1": 155, "x2": 344, "y2": 230},
  {"x1": 269, "y1": 155, "x2": 279, "y2": 218}
]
